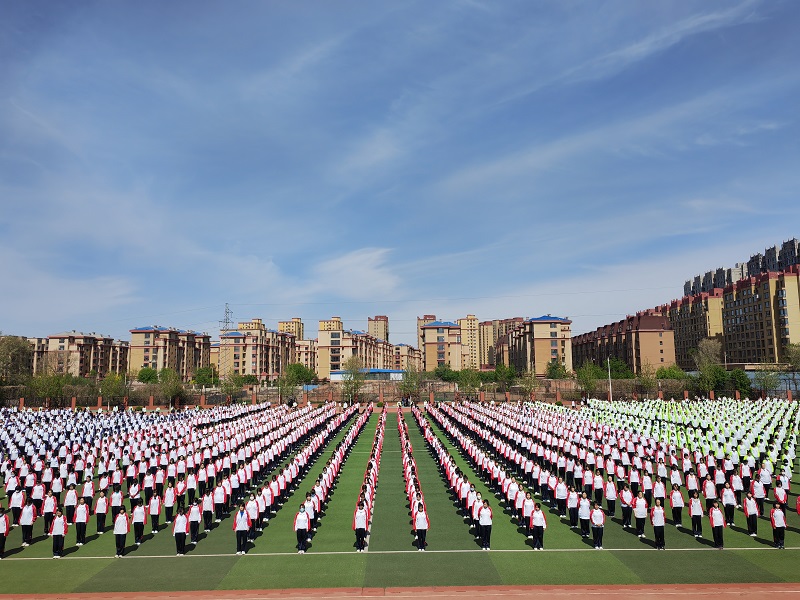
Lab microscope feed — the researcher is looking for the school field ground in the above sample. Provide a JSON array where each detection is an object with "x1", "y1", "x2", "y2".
[{"x1": 1, "y1": 408, "x2": 799, "y2": 595}]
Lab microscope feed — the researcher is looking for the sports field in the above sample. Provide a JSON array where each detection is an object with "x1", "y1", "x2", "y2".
[{"x1": 1, "y1": 408, "x2": 799, "y2": 594}]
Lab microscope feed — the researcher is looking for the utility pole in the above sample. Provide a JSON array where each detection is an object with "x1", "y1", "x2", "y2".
[{"x1": 219, "y1": 303, "x2": 234, "y2": 383}]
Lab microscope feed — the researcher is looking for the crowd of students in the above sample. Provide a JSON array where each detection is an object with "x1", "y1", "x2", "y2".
[
  {"x1": 397, "y1": 408, "x2": 430, "y2": 550},
  {"x1": 425, "y1": 399, "x2": 798, "y2": 551},
  {"x1": 352, "y1": 410, "x2": 385, "y2": 552},
  {"x1": 0, "y1": 402, "x2": 359, "y2": 558}
]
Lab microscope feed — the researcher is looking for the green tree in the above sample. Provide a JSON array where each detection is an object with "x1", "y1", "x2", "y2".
[
  {"x1": 728, "y1": 369, "x2": 752, "y2": 398},
  {"x1": 606, "y1": 357, "x2": 634, "y2": 379},
  {"x1": 284, "y1": 363, "x2": 317, "y2": 385},
  {"x1": 137, "y1": 367, "x2": 159, "y2": 384},
  {"x1": 575, "y1": 362, "x2": 604, "y2": 397},
  {"x1": 220, "y1": 373, "x2": 245, "y2": 401},
  {"x1": 517, "y1": 370, "x2": 541, "y2": 401},
  {"x1": 458, "y1": 369, "x2": 482, "y2": 396},
  {"x1": 636, "y1": 361, "x2": 658, "y2": 396},
  {"x1": 158, "y1": 368, "x2": 186, "y2": 406},
  {"x1": 494, "y1": 363, "x2": 517, "y2": 389},
  {"x1": 276, "y1": 372, "x2": 298, "y2": 404},
  {"x1": 752, "y1": 364, "x2": 781, "y2": 398},
  {"x1": 656, "y1": 364, "x2": 687, "y2": 380},
  {"x1": 241, "y1": 374, "x2": 259, "y2": 386},
  {"x1": 782, "y1": 342, "x2": 800, "y2": 394},
  {"x1": 696, "y1": 364, "x2": 728, "y2": 395},
  {"x1": 398, "y1": 363, "x2": 422, "y2": 401},
  {"x1": 545, "y1": 360, "x2": 569, "y2": 380},
  {"x1": 99, "y1": 373, "x2": 128, "y2": 399},
  {"x1": 433, "y1": 364, "x2": 459, "y2": 382},
  {"x1": 194, "y1": 366, "x2": 219, "y2": 387},
  {"x1": 341, "y1": 355, "x2": 366, "y2": 402},
  {"x1": 0, "y1": 335, "x2": 33, "y2": 385}
]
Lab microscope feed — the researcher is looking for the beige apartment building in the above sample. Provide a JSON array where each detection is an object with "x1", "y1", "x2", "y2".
[
  {"x1": 129, "y1": 326, "x2": 210, "y2": 382},
  {"x1": 495, "y1": 316, "x2": 573, "y2": 376},
  {"x1": 295, "y1": 338, "x2": 317, "y2": 374},
  {"x1": 668, "y1": 290, "x2": 725, "y2": 371},
  {"x1": 420, "y1": 320, "x2": 463, "y2": 371},
  {"x1": 368, "y1": 315, "x2": 390, "y2": 342},
  {"x1": 393, "y1": 343, "x2": 423, "y2": 371},
  {"x1": 722, "y1": 266, "x2": 800, "y2": 367},
  {"x1": 316, "y1": 317, "x2": 395, "y2": 379},
  {"x1": 478, "y1": 317, "x2": 524, "y2": 368},
  {"x1": 458, "y1": 314, "x2": 479, "y2": 370},
  {"x1": 218, "y1": 318, "x2": 294, "y2": 381},
  {"x1": 572, "y1": 311, "x2": 675, "y2": 374},
  {"x1": 38, "y1": 331, "x2": 129, "y2": 379},
  {"x1": 278, "y1": 318, "x2": 304, "y2": 341},
  {"x1": 417, "y1": 315, "x2": 437, "y2": 354}
]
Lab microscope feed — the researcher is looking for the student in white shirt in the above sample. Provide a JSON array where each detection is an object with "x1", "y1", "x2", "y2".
[
  {"x1": 352, "y1": 501, "x2": 370, "y2": 552},
  {"x1": 770, "y1": 503, "x2": 786, "y2": 549},
  {"x1": 50, "y1": 508, "x2": 69, "y2": 559},
  {"x1": 232, "y1": 504, "x2": 251, "y2": 555},
  {"x1": 294, "y1": 504, "x2": 312, "y2": 554},
  {"x1": 113, "y1": 507, "x2": 130, "y2": 558},
  {"x1": 414, "y1": 503, "x2": 430, "y2": 551},
  {"x1": 709, "y1": 501, "x2": 726, "y2": 549},
  {"x1": 478, "y1": 499, "x2": 493, "y2": 550},
  {"x1": 172, "y1": 506, "x2": 189, "y2": 556},
  {"x1": 650, "y1": 499, "x2": 666, "y2": 550},
  {"x1": 529, "y1": 503, "x2": 547, "y2": 550}
]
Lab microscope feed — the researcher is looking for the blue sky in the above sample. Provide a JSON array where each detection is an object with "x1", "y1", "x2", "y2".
[{"x1": 2, "y1": 0, "x2": 799, "y2": 346}]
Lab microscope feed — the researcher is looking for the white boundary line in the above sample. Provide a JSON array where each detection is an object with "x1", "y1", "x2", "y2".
[{"x1": 1, "y1": 545, "x2": 798, "y2": 561}]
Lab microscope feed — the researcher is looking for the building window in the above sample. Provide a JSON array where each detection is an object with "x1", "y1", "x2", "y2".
[
  {"x1": 331, "y1": 332, "x2": 340, "y2": 338},
  {"x1": 550, "y1": 332, "x2": 557, "y2": 338},
  {"x1": 551, "y1": 341, "x2": 557, "y2": 347},
  {"x1": 550, "y1": 323, "x2": 557, "y2": 328},
  {"x1": 437, "y1": 336, "x2": 445, "y2": 342}
]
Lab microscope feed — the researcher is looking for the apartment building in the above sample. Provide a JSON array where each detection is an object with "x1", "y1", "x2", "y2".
[
  {"x1": 129, "y1": 326, "x2": 210, "y2": 381},
  {"x1": 39, "y1": 331, "x2": 130, "y2": 379},
  {"x1": 572, "y1": 311, "x2": 675, "y2": 374},
  {"x1": 495, "y1": 316, "x2": 573, "y2": 376},
  {"x1": 420, "y1": 320, "x2": 463, "y2": 371},
  {"x1": 478, "y1": 317, "x2": 525, "y2": 368},
  {"x1": 278, "y1": 318, "x2": 305, "y2": 341},
  {"x1": 393, "y1": 343, "x2": 423, "y2": 371},
  {"x1": 316, "y1": 317, "x2": 395, "y2": 379},
  {"x1": 458, "y1": 314, "x2": 479, "y2": 370},
  {"x1": 416, "y1": 315, "x2": 437, "y2": 353},
  {"x1": 368, "y1": 315, "x2": 389, "y2": 343},
  {"x1": 722, "y1": 266, "x2": 800, "y2": 367},
  {"x1": 667, "y1": 290, "x2": 725, "y2": 371},
  {"x1": 218, "y1": 318, "x2": 294, "y2": 381},
  {"x1": 295, "y1": 338, "x2": 317, "y2": 374}
]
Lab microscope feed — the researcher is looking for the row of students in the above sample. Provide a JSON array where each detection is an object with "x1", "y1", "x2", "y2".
[
  {"x1": 397, "y1": 408, "x2": 430, "y2": 551},
  {"x1": 353, "y1": 410, "x2": 385, "y2": 552}
]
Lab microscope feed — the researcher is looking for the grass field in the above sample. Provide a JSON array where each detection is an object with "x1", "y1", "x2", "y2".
[{"x1": 1, "y1": 408, "x2": 799, "y2": 593}]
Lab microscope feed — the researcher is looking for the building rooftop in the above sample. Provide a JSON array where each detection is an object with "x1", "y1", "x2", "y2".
[
  {"x1": 527, "y1": 315, "x2": 571, "y2": 323},
  {"x1": 422, "y1": 320, "x2": 458, "y2": 328}
]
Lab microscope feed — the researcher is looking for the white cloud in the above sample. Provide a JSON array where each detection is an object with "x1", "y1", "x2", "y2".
[{"x1": 309, "y1": 248, "x2": 401, "y2": 302}]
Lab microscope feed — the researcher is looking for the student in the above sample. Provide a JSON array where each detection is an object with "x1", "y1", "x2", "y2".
[
  {"x1": 689, "y1": 491, "x2": 704, "y2": 538},
  {"x1": 744, "y1": 492, "x2": 759, "y2": 537},
  {"x1": 19, "y1": 497, "x2": 37, "y2": 546},
  {"x1": 50, "y1": 508, "x2": 68, "y2": 559},
  {"x1": 709, "y1": 501, "x2": 726, "y2": 549},
  {"x1": 43, "y1": 490, "x2": 57, "y2": 535},
  {"x1": 669, "y1": 484, "x2": 685, "y2": 528},
  {"x1": 353, "y1": 501, "x2": 370, "y2": 552},
  {"x1": 650, "y1": 499, "x2": 666, "y2": 550},
  {"x1": 567, "y1": 487, "x2": 579, "y2": 529},
  {"x1": 414, "y1": 502, "x2": 430, "y2": 551},
  {"x1": 721, "y1": 483, "x2": 736, "y2": 526},
  {"x1": 604, "y1": 476, "x2": 617, "y2": 517},
  {"x1": 770, "y1": 503, "x2": 786, "y2": 550},
  {"x1": 478, "y1": 499, "x2": 493, "y2": 550},
  {"x1": 529, "y1": 503, "x2": 547, "y2": 550},
  {"x1": 578, "y1": 492, "x2": 591, "y2": 538},
  {"x1": 619, "y1": 485, "x2": 633, "y2": 528},
  {"x1": 95, "y1": 491, "x2": 108, "y2": 534},
  {"x1": 522, "y1": 492, "x2": 536, "y2": 538},
  {"x1": 74, "y1": 497, "x2": 90, "y2": 546},
  {"x1": 64, "y1": 484, "x2": 78, "y2": 524},
  {"x1": 202, "y1": 490, "x2": 214, "y2": 532},
  {"x1": 294, "y1": 503, "x2": 312, "y2": 554},
  {"x1": 164, "y1": 482, "x2": 176, "y2": 524},
  {"x1": 0, "y1": 506, "x2": 10, "y2": 559},
  {"x1": 132, "y1": 500, "x2": 147, "y2": 545},
  {"x1": 172, "y1": 506, "x2": 189, "y2": 556},
  {"x1": 148, "y1": 492, "x2": 163, "y2": 534},
  {"x1": 113, "y1": 507, "x2": 130, "y2": 558},
  {"x1": 232, "y1": 503, "x2": 251, "y2": 555},
  {"x1": 632, "y1": 492, "x2": 648, "y2": 538},
  {"x1": 590, "y1": 502, "x2": 605, "y2": 549},
  {"x1": 188, "y1": 500, "x2": 202, "y2": 545}
]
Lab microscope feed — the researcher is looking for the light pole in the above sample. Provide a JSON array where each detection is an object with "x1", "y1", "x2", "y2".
[{"x1": 607, "y1": 356, "x2": 613, "y2": 402}]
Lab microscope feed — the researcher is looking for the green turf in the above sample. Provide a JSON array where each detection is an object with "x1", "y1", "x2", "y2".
[{"x1": 1, "y1": 408, "x2": 800, "y2": 592}]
